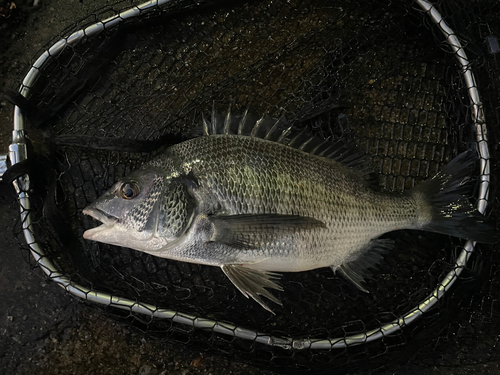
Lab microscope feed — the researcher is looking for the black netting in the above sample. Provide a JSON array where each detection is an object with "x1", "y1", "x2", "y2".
[{"x1": 9, "y1": 0, "x2": 500, "y2": 373}]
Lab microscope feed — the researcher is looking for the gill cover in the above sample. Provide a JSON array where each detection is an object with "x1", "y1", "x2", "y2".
[{"x1": 83, "y1": 169, "x2": 165, "y2": 247}]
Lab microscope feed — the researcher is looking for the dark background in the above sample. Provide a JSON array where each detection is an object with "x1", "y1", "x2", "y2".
[{"x1": 1, "y1": 1, "x2": 499, "y2": 374}]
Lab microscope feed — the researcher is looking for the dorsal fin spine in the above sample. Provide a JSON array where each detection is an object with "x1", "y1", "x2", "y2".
[
  {"x1": 202, "y1": 115, "x2": 210, "y2": 135},
  {"x1": 251, "y1": 115, "x2": 264, "y2": 137},
  {"x1": 310, "y1": 137, "x2": 331, "y2": 155},
  {"x1": 288, "y1": 128, "x2": 308, "y2": 148},
  {"x1": 318, "y1": 144, "x2": 336, "y2": 157},
  {"x1": 238, "y1": 107, "x2": 250, "y2": 135},
  {"x1": 264, "y1": 116, "x2": 286, "y2": 141},
  {"x1": 224, "y1": 106, "x2": 232, "y2": 135},
  {"x1": 277, "y1": 126, "x2": 293, "y2": 144},
  {"x1": 210, "y1": 103, "x2": 218, "y2": 135}
]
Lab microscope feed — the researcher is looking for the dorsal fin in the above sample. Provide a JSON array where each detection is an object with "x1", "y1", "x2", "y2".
[
  {"x1": 204, "y1": 105, "x2": 289, "y2": 138},
  {"x1": 203, "y1": 108, "x2": 378, "y2": 185}
]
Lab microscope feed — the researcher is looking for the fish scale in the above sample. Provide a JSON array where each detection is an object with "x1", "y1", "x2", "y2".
[{"x1": 154, "y1": 135, "x2": 422, "y2": 266}]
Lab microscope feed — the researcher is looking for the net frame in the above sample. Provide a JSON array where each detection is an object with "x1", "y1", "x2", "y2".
[{"x1": 7, "y1": 0, "x2": 492, "y2": 351}]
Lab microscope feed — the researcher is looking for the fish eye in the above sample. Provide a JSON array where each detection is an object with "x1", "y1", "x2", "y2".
[{"x1": 120, "y1": 182, "x2": 140, "y2": 200}]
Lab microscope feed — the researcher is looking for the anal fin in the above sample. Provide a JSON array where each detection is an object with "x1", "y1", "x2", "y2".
[
  {"x1": 221, "y1": 264, "x2": 283, "y2": 314},
  {"x1": 333, "y1": 238, "x2": 394, "y2": 292}
]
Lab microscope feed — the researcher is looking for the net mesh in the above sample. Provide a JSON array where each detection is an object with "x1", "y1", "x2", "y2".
[{"x1": 10, "y1": 0, "x2": 500, "y2": 372}]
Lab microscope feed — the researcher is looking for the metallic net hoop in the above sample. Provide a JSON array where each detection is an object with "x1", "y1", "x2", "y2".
[{"x1": 9, "y1": 0, "x2": 491, "y2": 350}]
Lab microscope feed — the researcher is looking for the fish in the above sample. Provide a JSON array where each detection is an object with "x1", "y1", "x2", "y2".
[{"x1": 82, "y1": 109, "x2": 498, "y2": 313}]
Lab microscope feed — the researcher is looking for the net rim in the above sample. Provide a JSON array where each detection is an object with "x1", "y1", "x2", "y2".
[{"x1": 8, "y1": 0, "x2": 491, "y2": 351}]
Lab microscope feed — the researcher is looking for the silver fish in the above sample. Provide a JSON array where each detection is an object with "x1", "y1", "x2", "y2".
[{"x1": 83, "y1": 110, "x2": 497, "y2": 313}]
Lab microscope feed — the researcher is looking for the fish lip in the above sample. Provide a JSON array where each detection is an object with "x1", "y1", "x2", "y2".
[{"x1": 82, "y1": 207, "x2": 118, "y2": 227}]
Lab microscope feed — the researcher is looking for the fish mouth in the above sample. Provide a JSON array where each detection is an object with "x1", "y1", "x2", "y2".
[{"x1": 82, "y1": 207, "x2": 118, "y2": 240}]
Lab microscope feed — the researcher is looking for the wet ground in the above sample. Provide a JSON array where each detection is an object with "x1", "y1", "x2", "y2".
[{"x1": 1, "y1": 1, "x2": 500, "y2": 374}]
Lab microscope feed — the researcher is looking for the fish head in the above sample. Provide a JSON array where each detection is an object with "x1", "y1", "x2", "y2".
[{"x1": 83, "y1": 168, "x2": 170, "y2": 251}]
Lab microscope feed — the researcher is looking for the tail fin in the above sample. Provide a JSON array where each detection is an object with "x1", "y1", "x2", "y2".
[{"x1": 412, "y1": 150, "x2": 498, "y2": 244}]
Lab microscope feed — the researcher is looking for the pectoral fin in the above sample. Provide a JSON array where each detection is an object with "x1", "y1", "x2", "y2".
[
  {"x1": 221, "y1": 264, "x2": 283, "y2": 314},
  {"x1": 210, "y1": 214, "x2": 325, "y2": 250}
]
